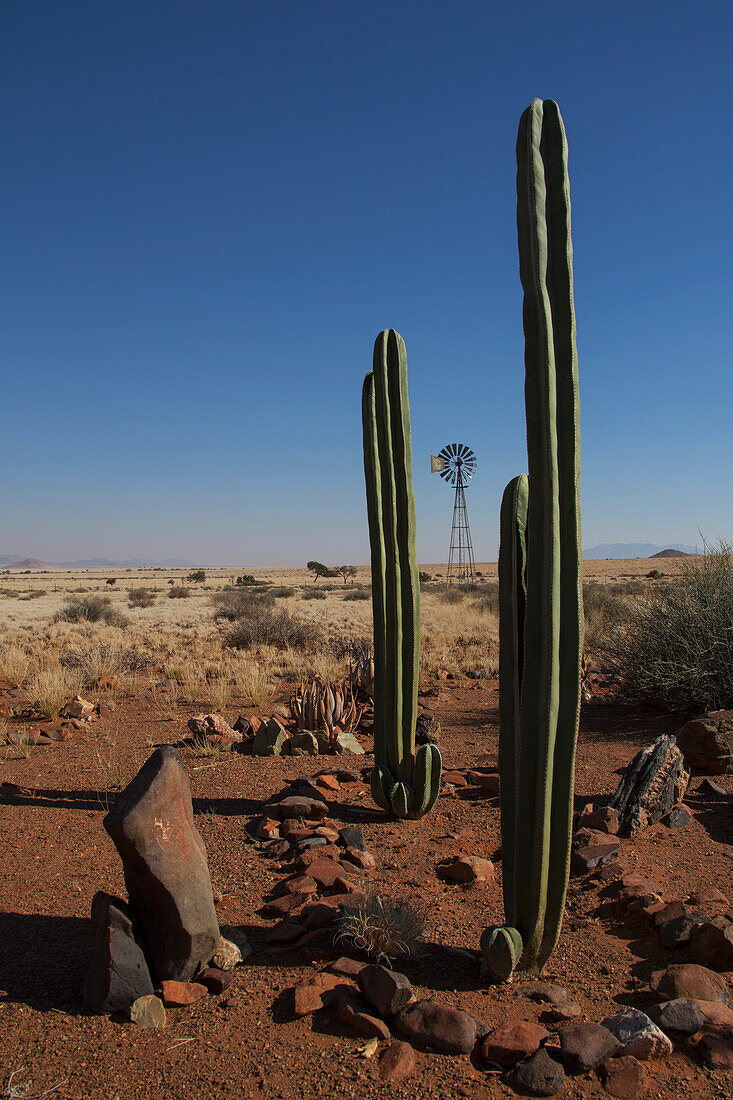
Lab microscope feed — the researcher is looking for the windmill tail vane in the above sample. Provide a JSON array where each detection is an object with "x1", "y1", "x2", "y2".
[{"x1": 431, "y1": 443, "x2": 477, "y2": 585}]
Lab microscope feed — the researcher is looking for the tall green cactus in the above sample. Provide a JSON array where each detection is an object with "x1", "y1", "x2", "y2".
[
  {"x1": 483, "y1": 98, "x2": 583, "y2": 977},
  {"x1": 362, "y1": 329, "x2": 441, "y2": 819}
]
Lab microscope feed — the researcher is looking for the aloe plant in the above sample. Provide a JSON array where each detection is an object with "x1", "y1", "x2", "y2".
[
  {"x1": 362, "y1": 329, "x2": 441, "y2": 818},
  {"x1": 482, "y1": 98, "x2": 583, "y2": 977}
]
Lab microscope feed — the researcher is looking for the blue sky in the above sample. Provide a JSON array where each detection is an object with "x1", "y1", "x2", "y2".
[{"x1": 3, "y1": 1, "x2": 731, "y2": 565}]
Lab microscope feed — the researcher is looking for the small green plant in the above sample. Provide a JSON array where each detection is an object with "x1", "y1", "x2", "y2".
[
  {"x1": 128, "y1": 587, "x2": 156, "y2": 608},
  {"x1": 335, "y1": 891, "x2": 426, "y2": 962},
  {"x1": 106, "y1": 578, "x2": 117, "y2": 586},
  {"x1": 188, "y1": 735, "x2": 219, "y2": 757}
]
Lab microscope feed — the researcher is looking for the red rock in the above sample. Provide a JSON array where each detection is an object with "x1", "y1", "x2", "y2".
[
  {"x1": 313, "y1": 774, "x2": 340, "y2": 792},
  {"x1": 279, "y1": 818, "x2": 307, "y2": 839},
  {"x1": 261, "y1": 892, "x2": 311, "y2": 918},
  {"x1": 342, "y1": 847, "x2": 376, "y2": 872},
  {"x1": 358, "y1": 964, "x2": 414, "y2": 1016},
  {"x1": 160, "y1": 980, "x2": 207, "y2": 1007},
  {"x1": 598, "y1": 1056, "x2": 647, "y2": 1099},
  {"x1": 96, "y1": 674, "x2": 120, "y2": 691},
  {"x1": 652, "y1": 900, "x2": 690, "y2": 926},
  {"x1": 437, "y1": 855, "x2": 494, "y2": 883},
  {"x1": 689, "y1": 886, "x2": 730, "y2": 910},
  {"x1": 577, "y1": 803, "x2": 620, "y2": 835},
  {"x1": 273, "y1": 874, "x2": 318, "y2": 898},
  {"x1": 395, "y1": 1000, "x2": 477, "y2": 1054},
  {"x1": 558, "y1": 1022, "x2": 620, "y2": 1073},
  {"x1": 314, "y1": 826, "x2": 340, "y2": 842},
  {"x1": 291, "y1": 973, "x2": 352, "y2": 1016},
  {"x1": 328, "y1": 957, "x2": 367, "y2": 978},
  {"x1": 698, "y1": 1028, "x2": 733, "y2": 1069},
  {"x1": 442, "y1": 771, "x2": 468, "y2": 788},
  {"x1": 334, "y1": 995, "x2": 391, "y2": 1040},
  {"x1": 256, "y1": 817, "x2": 280, "y2": 840},
  {"x1": 651, "y1": 963, "x2": 729, "y2": 1005},
  {"x1": 297, "y1": 846, "x2": 342, "y2": 869},
  {"x1": 694, "y1": 1000, "x2": 733, "y2": 1026},
  {"x1": 302, "y1": 857, "x2": 345, "y2": 888},
  {"x1": 103, "y1": 747, "x2": 219, "y2": 982},
  {"x1": 198, "y1": 967, "x2": 234, "y2": 995},
  {"x1": 480, "y1": 1020, "x2": 550, "y2": 1067},
  {"x1": 379, "y1": 1040, "x2": 416, "y2": 1083},
  {"x1": 275, "y1": 795, "x2": 328, "y2": 820}
]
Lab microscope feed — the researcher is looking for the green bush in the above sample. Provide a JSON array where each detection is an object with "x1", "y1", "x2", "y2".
[{"x1": 609, "y1": 544, "x2": 733, "y2": 711}]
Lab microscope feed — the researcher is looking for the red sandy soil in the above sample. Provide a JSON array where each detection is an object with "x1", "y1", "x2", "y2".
[{"x1": 1, "y1": 679, "x2": 731, "y2": 1099}]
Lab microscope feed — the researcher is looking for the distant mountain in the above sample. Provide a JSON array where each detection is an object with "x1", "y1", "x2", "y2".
[
  {"x1": 583, "y1": 543, "x2": 697, "y2": 560},
  {"x1": 649, "y1": 548, "x2": 692, "y2": 559},
  {"x1": 2, "y1": 554, "x2": 195, "y2": 569},
  {"x1": 3, "y1": 558, "x2": 57, "y2": 570}
]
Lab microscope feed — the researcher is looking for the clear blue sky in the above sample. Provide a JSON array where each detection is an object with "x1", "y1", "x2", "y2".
[{"x1": 3, "y1": 1, "x2": 731, "y2": 565}]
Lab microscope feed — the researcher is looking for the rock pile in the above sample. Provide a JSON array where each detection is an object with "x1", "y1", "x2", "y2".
[
  {"x1": 3, "y1": 693, "x2": 109, "y2": 746},
  {"x1": 183, "y1": 712, "x2": 367, "y2": 757},
  {"x1": 84, "y1": 746, "x2": 249, "y2": 1025}
]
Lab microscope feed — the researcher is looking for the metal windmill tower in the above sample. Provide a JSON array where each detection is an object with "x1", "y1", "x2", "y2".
[{"x1": 430, "y1": 443, "x2": 477, "y2": 584}]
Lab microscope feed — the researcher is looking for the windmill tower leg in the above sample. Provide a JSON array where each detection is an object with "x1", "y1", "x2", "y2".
[{"x1": 447, "y1": 472, "x2": 476, "y2": 585}]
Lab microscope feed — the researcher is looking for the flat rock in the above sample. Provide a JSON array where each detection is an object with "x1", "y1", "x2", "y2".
[
  {"x1": 510, "y1": 1047, "x2": 565, "y2": 1097},
  {"x1": 341, "y1": 847, "x2": 376, "y2": 871},
  {"x1": 480, "y1": 1020, "x2": 549, "y2": 1067},
  {"x1": 130, "y1": 993, "x2": 166, "y2": 1029},
  {"x1": 699, "y1": 777, "x2": 726, "y2": 795},
  {"x1": 274, "y1": 794, "x2": 328, "y2": 820},
  {"x1": 273, "y1": 874, "x2": 318, "y2": 898},
  {"x1": 328, "y1": 956, "x2": 367, "y2": 979},
  {"x1": 83, "y1": 892, "x2": 153, "y2": 1014},
  {"x1": 261, "y1": 892, "x2": 311, "y2": 918},
  {"x1": 598, "y1": 1055, "x2": 646, "y2": 1100},
  {"x1": 103, "y1": 747, "x2": 219, "y2": 982},
  {"x1": 358, "y1": 964, "x2": 414, "y2": 1017},
  {"x1": 651, "y1": 963, "x2": 729, "y2": 1004},
  {"x1": 600, "y1": 1009, "x2": 672, "y2": 1060},
  {"x1": 572, "y1": 841, "x2": 621, "y2": 872},
  {"x1": 395, "y1": 1000, "x2": 477, "y2": 1054},
  {"x1": 689, "y1": 915, "x2": 733, "y2": 969},
  {"x1": 302, "y1": 857, "x2": 344, "y2": 888},
  {"x1": 379, "y1": 1040, "x2": 417, "y2": 1083},
  {"x1": 334, "y1": 995, "x2": 390, "y2": 1039},
  {"x1": 333, "y1": 730, "x2": 365, "y2": 755},
  {"x1": 520, "y1": 983, "x2": 568, "y2": 1006},
  {"x1": 648, "y1": 999, "x2": 704, "y2": 1036},
  {"x1": 160, "y1": 980, "x2": 207, "y2": 1007},
  {"x1": 558, "y1": 1022, "x2": 620, "y2": 1073}
]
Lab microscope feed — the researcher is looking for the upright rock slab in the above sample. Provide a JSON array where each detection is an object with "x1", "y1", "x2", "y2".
[
  {"x1": 83, "y1": 892, "x2": 153, "y2": 1014},
  {"x1": 104, "y1": 747, "x2": 219, "y2": 982}
]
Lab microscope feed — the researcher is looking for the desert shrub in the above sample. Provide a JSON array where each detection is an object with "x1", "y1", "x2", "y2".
[
  {"x1": 344, "y1": 588, "x2": 370, "y2": 601},
  {"x1": 212, "y1": 587, "x2": 275, "y2": 621},
  {"x1": 128, "y1": 587, "x2": 156, "y2": 608},
  {"x1": 583, "y1": 582, "x2": 634, "y2": 650},
  {"x1": 301, "y1": 588, "x2": 327, "y2": 600},
  {"x1": 268, "y1": 586, "x2": 296, "y2": 599},
  {"x1": 55, "y1": 595, "x2": 128, "y2": 628},
  {"x1": 609, "y1": 543, "x2": 733, "y2": 711},
  {"x1": 168, "y1": 586, "x2": 191, "y2": 599},
  {"x1": 20, "y1": 589, "x2": 47, "y2": 600},
  {"x1": 646, "y1": 568, "x2": 662, "y2": 579},
  {"x1": 225, "y1": 607, "x2": 322, "y2": 652},
  {"x1": 473, "y1": 583, "x2": 500, "y2": 615},
  {"x1": 335, "y1": 891, "x2": 425, "y2": 962},
  {"x1": 0, "y1": 644, "x2": 32, "y2": 687},
  {"x1": 29, "y1": 667, "x2": 83, "y2": 718},
  {"x1": 328, "y1": 635, "x2": 372, "y2": 662},
  {"x1": 418, "y1": 571, "x2": 432, "y2": 583}
]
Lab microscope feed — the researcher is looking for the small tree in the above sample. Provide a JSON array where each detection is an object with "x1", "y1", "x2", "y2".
[
  {"x1": 187, "y1": 569, "x2": 206, "y2": 584},
  {"x1": 307, "y1": 561, "x2": 335, "y2": 583},
  {"x1": 335, "y1": 565, "x2": 358, "y2": 587},
  {"x1": 106, "y1": 578, "x2": 117, "y2": 586}
]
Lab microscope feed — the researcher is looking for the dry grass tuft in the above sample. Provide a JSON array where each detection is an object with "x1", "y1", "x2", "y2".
[
  {"x1": 29, "y1": 667, "x2": 83, "y2": 718},
  {"x1": 335, "y1": 891, "x2": 426, "y2": 962},
  {"x1": 0, "y1": 645, "x2": 32, "y2": 687}
]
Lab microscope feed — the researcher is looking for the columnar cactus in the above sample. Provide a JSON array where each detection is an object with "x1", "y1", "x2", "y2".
[
  {"x1": 482, "y1": 98, "x2": 583, "y2": 977},
  {"x1": 362, "y1": 329, "x2": 441, "y2": 818}
]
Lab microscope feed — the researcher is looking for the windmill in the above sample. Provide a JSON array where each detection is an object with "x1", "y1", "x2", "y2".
[{"x1": 431, "y1": 443, "x2": 477, "y2": 585}]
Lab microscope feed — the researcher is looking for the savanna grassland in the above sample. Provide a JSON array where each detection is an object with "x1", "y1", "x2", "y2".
[{"x1": 1, "y1": 556, "x2": 731, "y2": 1100}]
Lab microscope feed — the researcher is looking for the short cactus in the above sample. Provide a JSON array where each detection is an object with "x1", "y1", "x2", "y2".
[
  {"x1": 362, "y1": 330, "x2": 441, "y2": 818},
  {"x1": 483, "y1": 98, "x2": 583, "y2": 976}
]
